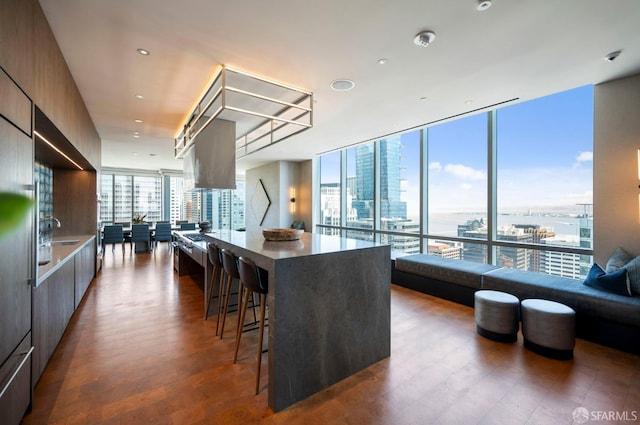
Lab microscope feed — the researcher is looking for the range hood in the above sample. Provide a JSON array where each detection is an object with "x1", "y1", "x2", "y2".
[
  {"x1": 183, "y1": 118, "x2": 236, "y2": 190},
  {"x1": 176, "y1": 66, "x2": 313, "y2": 189}
]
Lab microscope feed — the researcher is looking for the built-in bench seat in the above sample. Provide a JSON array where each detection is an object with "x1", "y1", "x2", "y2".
[
  {"x1": 393, "y1": 254, "x2": 500, "y2": 307},
  {"x1": 392, "y1": 254, "x2": 640, "y2": 354},
  {"x1": 482, "y1": 268, "x2": 640, "y2": 354}
]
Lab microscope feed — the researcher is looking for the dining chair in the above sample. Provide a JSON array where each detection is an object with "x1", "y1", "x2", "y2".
[
  {"x1": 115, "y1": 222, "x2": 132, "y2": 246},
  {"x1": 131, "y1": 223, "x2": 151, "y2": 252},
  {"x1": 153, "y1": 222, "x2": 173, "y2": 251},
  {"x1": 102, "y1": 225, "x2": 125, "y2": 252}
]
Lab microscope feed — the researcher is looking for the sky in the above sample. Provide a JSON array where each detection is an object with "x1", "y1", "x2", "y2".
[{"x1": 321, "y1": 85, "x2": 594, "y2": 217}]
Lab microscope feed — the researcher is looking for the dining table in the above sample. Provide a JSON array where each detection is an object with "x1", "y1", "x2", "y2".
[{"x1": 203, "y1": 229, "x2": 391, "y2": 412}]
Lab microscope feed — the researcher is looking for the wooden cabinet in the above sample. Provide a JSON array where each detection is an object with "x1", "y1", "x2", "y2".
[
  {"x1": 32, "y1": 237, "x2": 96, "y2": 386},
  {"x1": 32, "y1": 259, "x2": 75, "y2": 385},
  {"x1": 0, "y1": 69, "x2": 32, "y2": 135},
  {"x1": 0, "y1": 76, "x2": 33, "y2": 425},
  {"x1": 74, "y1": 239, "x2": 96, "y2": 309},
  {"x1": 0, "y1": 333, "x2": 32, "y2": 425}
]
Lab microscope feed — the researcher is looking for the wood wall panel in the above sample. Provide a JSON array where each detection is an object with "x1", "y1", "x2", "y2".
[
  {"x1": 53, "y1": 169, "x2": 97, "y2": 237},
  {"x1": 0, "y1": 68, "x2": 32, "y2": 135},
  {"x1": 0, "y1": 0, "x2": 35, "y2": 96},
  {"x1": 32, "y1": 1, "x2": 101, "y2": 169},
  {"x1": 0, "y1": 0, "x2": 102, "y2": 170}
]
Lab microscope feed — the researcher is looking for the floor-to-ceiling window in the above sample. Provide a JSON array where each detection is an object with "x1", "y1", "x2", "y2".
[
  {"x1": 427, "y1": 114, "x2": 488, "y2": 261},
  {"x1": 319, "y1": 151, "x2": 342, "y2": 236},
  {"x1": 495, "y1": 85, "x2": 593, "y2": 277},
  {"x1": 100, "y1": 173, "x2": 160, "y2": 224},
  {"x1": 101, "y1": 171, "x2": 245, "y2": 230},
  {"x1": 316, "y1": 85, "x2": 593, "y2": 277}
]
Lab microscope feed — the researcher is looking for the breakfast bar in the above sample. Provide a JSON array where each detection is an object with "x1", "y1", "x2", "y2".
[{"x1": 204, "y1": 230, "x2": 391, "y2": 412}]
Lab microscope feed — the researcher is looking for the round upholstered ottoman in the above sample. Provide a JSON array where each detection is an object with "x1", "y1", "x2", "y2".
[
  {"x1": 521, "y1": 299, "x2": 575, "y2": 360},
  {"x1": 474, "y1": 290, "x2": 520, "y2": 343}
]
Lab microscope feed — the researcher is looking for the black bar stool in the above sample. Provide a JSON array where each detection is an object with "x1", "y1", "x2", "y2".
[
  {"x1": 206, "y1": 243, "x2": 224, "y2": 321},
  {"x1": 219, "y1": 248, "x2": 241, "y2": 339},
  {"x1": 234, "y1": 256, "x2": 269, "y2": 395}
]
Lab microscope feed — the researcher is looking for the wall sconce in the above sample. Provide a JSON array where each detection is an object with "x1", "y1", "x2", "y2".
[
  {"x1": 289, "y1": 188, "x2": 297, "y2": 214},
  {"x1": 637, "y1": 148, "x2": 640, "y2": 183}
]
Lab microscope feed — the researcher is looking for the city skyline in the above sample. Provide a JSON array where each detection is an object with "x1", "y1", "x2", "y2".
[{"x1": 323, "y1": 85, "x2": 594, "y2": 217}]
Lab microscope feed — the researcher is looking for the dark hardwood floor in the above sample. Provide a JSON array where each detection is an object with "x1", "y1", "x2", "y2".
[{"x1": 23, "y1": 245, "x2": 640, "y2": 424}]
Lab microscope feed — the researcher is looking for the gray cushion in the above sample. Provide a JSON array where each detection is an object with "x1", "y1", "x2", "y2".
[
  {"x1": 482, "y1": 268, "x2": 640, "y2": 327},
  {"x1": 622, "y1": 256, "x2": 640, "y2": 296},
  {"x1": 606, "y1": 247, "x2": 633, "y2": 273},
  {"x1": 395, "y1": 254, "x2": 499, "y2": 289}
]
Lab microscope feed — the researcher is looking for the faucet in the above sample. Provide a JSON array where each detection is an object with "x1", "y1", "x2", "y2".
[{"x1": 40, "y1": 216, "x2": 61, "y2": 227}]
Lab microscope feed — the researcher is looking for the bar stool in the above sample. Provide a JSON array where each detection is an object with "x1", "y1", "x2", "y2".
[
  {"x1": 234, "y1": 256, "x2": 269, "y2": 395},
  {"x1": 219, "y1": 248, "x2": 241, "y2": 339},
  {"x1": 205, "y1": 243, "x2": 224, "y2": 321}
]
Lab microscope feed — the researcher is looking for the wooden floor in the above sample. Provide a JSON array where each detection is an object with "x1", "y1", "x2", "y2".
[{"x1": 23, "y1": 245, "x2": 640, "y2": 424}]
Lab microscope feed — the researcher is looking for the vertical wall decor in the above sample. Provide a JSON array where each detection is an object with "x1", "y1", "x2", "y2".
[{"x1": 250, "y1": 178, "x2": 271, "y2": 226}]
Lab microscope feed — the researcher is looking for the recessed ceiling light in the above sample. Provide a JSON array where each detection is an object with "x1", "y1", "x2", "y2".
[
  {"x1": 134, "y1": 119, "x2": 143, "y2": 123},
  {"x1": 377, "y1": 58, "x2": 389, "y2": 65},
  {"x1": 330, "y1": 79, "x2": 355, "y2": 91},
  {"x1": 134, "y1": 131, "x2": 140, "y2": 135},
  {"x1": 135, "y1": 94, "x2": 144, "y2": 99},
  {"x1": 420, "y1": 96, "x2": 428, "y2": 101},
  {"x1": 465, "y1": 100, "x2": 473, "y2": 105},
  {"x1": 133, "y1": 134, "x2": 140, "y2": 138},
  {"x1": 137, "y1": 48, "x2": 150, "y2": 56},
  {"x1": 149, "y1": 153, "x2": 157, "y2": 157},
  {"x1": 477, "y1": 0, "x2": 492, "y2": 11}
]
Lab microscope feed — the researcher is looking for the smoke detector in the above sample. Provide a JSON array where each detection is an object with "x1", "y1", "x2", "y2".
[
  {"x1": 477, "y1": 0, "x2": 492, "y2": 11},
  {"x1": 604, "y1": 50, "x2": 622, "y2": 62},
  {"x1": 413, "y1": 31, "x2": 436, "y2": 47}
]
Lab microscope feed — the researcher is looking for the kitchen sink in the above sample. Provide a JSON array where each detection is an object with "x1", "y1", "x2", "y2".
[{"x1": 51, "y1": 239, "x2": 80, "y2": 246}]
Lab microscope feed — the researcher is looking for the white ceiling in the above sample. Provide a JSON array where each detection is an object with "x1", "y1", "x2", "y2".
[{"x1": 38, "y1": 0, "x2": 640, "y2": 174}]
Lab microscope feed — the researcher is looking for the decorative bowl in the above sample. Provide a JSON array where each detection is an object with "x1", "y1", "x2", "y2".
[{"x1": 262, "y1": 228, "x2": 304, "y2": 241}]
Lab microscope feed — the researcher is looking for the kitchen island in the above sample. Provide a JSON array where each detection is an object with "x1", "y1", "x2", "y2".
[{"x1": 204, "y1": 230, "x2": 391, "y2": 412}]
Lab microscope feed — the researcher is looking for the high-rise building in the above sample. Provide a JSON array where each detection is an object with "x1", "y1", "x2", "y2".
[
  {"x1": 353, "y1": 137, "x2": 407, "y2": 219},
  {"x1": 514, "y1": 224, "x2": 556, "y2": 272},
  {"x1": 428, "y1": 242, "x2": 462, "y2": 259},
  {"x1": 540, "y1": 236, "x2": 582, "y2": 279},
  {"x1": 459, "y1": 221, "x2": 533, "y2": 268}
]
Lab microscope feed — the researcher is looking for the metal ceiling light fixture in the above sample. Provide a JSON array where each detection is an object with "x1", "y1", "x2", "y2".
[
  {"x1": 174, "y1": 65, "x2": 313, "y2": 160},
  {"x1": 413, "y1": 31, "x2": 436, "y2": 47}
]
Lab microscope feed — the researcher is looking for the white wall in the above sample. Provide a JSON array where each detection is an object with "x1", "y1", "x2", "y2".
[
  {"x1": 245, "y1": 161, "x2": 309, "y2": 232},
  {"x1": 594, "y1": 72, "x2": 640, "y2": 264}
]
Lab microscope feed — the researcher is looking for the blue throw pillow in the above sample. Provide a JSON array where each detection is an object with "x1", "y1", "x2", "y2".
[{"x1": 584, "y1": 264, "x2": 631, "y2": 297}]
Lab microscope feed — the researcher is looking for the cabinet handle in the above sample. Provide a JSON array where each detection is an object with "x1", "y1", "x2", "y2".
[{"x1": 0, "y1": 346, "x2": 34, "y2": 400}]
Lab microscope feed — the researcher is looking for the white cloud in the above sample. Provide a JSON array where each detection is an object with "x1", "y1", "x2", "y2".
[
  {"x1": 428, "y1": 161, "x2": 442, "y2": 171},
  {"x1": 460, "y1": 183, "x2": 473, "y2": 190},
  {"x1": 444, "y1": 164, "x2": 486, "y2": 181},
  {"x1": 576, "y1": 151, "x2": 593, "y2": 162}
]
